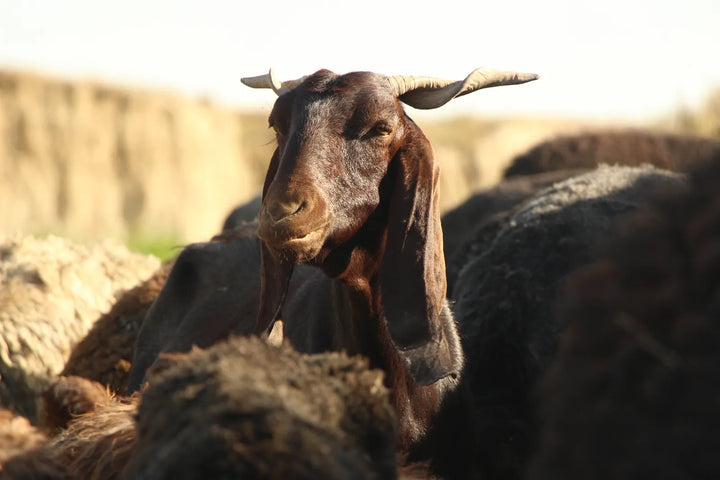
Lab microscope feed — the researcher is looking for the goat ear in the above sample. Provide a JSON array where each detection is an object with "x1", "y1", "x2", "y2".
[
  {"x1": 256, "y1": 242, "x2": 292, "y2": 335},
  {"x1": 380, "y1": 127, "x2": 458, "y2": 385},
  {"x1": 256, "y1": 148, "x2": 293, "y2": 336}
]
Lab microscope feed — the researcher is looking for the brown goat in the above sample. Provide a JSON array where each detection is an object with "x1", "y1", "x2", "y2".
[{"x1": 128, "y1": 67, "x2": 537, "y2": 474}]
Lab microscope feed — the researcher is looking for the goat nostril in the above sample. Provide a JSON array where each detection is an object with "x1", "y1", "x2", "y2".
[{"x1": 266, "y1": 200, "x2": 306, "y2": 223}]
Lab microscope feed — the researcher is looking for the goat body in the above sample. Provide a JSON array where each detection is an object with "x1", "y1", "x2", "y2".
[{"x1": 129, "y1": 220, "x2": 462, "y2": 452}]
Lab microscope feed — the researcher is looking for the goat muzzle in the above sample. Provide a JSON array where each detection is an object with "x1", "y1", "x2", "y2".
[{"x1": 258, "y1": 195, "x2": 330, "y2": 264}]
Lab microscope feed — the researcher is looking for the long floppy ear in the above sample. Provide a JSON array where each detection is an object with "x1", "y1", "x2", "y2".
[
  {"x1": 380, "y1": 123, "x2": 458, "y2": 385},
  {"x1": 256, "y1": 149, "x2": 293, "y2": 336}
]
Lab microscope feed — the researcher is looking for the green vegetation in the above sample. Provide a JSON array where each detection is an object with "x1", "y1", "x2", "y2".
[{"x1": 126, "y1": 231, "x2": 184, "y2": 262}]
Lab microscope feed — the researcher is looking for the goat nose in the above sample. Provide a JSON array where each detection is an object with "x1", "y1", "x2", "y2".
[{"x1": 265, "y1": 199, "x2": 305, "y2": 223}]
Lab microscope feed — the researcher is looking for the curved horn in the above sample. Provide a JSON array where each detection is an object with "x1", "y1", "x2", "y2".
[
  {"x1": 387, "y1": 67, "x2": 539, "y2": 109},
  {"x1": 241, "y1": 69, "x2": 306, "y2": 96}
]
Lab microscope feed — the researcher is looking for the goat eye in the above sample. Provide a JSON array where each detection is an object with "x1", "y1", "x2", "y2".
[{"x1": 374, "y1": 124, "x2": 392, "y2": 136}]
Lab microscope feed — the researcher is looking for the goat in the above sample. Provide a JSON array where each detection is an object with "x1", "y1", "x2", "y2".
[
  {"x1": 529, "y1": 157, "x2": 720, "y2": 479},
  {"x1": 451, "y1": 165, "x2": 684, "y2": 479},
  {"x1": 128, "y1": 67, "x2": 537, "y2": 474},
  {"x1": 503, "y1": 129, "x2": 720, "y2": 178}
]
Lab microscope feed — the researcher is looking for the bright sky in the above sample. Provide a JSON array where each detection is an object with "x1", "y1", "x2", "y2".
[{"x1": 1, "y1": 0, "x2": 718, "y2": 120}]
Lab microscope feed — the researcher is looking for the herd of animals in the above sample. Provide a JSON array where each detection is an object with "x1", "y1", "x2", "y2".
[{"x1": 2, "y1": 66, "x2": 720, "y2": 479}]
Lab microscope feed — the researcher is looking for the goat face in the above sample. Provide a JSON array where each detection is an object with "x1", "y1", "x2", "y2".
[{"x1": 258, "y1": 70, "x2": 403, "y2": 265}]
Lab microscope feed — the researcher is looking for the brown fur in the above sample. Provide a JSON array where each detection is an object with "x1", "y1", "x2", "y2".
[
  {"x1": 60, "y1": 219, "x2": 255, "y2": 396},
  {"x1": 0, "y1": 409, "x2": 49, "y2": 468},
  {"x1": 504, "y1": 129, "x2": 720, "y2": 178},
  {"x1": 529, "y1": 158, "x2": 720, "y2": 479},
  {"x1": 6, "y1": 338, "x2": 400, "y2": 479},
  {"x1": 61, "y1": 263, "x2": 173, "y2": 395},
  {"x1": 40, "y1": 400, "x2": 137, "y2": 480},
  {"x1": 1, "y1": 376, "x2": 134, "y2": 480},
  {"x1": 39, "y1": 376, "x2": 111, "y2": 434},
  {"x1": 256, "y1": 71, "x2": 460, "y2": 390}
]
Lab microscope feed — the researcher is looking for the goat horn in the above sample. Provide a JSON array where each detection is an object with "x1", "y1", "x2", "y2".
[
  {"x1": 387, "y1": 67, "x2": 539, "y2": 109},
  {"x1": 241, "y1": 69, "x2": 305, "y2": 96}
]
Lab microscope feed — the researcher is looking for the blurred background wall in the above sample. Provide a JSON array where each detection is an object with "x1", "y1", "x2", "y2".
[
  {"x1": 0, "y1": 70, "x2": 264, "y2": 246},
  {"x1": 1, "y1": 0, "x2": 718, "y2": 257}
]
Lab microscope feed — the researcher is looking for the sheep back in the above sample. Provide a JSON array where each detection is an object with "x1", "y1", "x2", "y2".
[
  {"x1": 123, "y1": 336, "x2": 398, "y2": 480},
  {"x1": 503, "y1": 129, "x2": 720, "y2": 178},
  {"x1": 443, "y1": 168, "x2": 587, "y2": 294}
]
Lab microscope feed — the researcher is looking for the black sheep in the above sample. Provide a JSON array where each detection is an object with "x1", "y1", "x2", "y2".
[
  {"x1": 503, "y1": 129, "x2": 720, "y2": 178},
  {"x1": 452, "y1": 164, "x2": 684, "y2": 479},
  {"x1": 529, "y1": 157, "x2": 720, "y2": 480}
]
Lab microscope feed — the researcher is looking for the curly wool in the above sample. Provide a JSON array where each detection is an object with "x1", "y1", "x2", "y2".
[{"x1": 0, "y1": 235, "x2": 159, "y2": 421}]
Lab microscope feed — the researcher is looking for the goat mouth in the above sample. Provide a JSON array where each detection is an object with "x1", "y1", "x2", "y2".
[
  {"x1": 259, "y1": 224, "x2": 329, "y2": 263},
  {"x1": 284, "y1": 226, "x2": 325, "y2": 244},
  {"x1": 259, "y1": 223, "x2": 328, "y2": 245}
]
